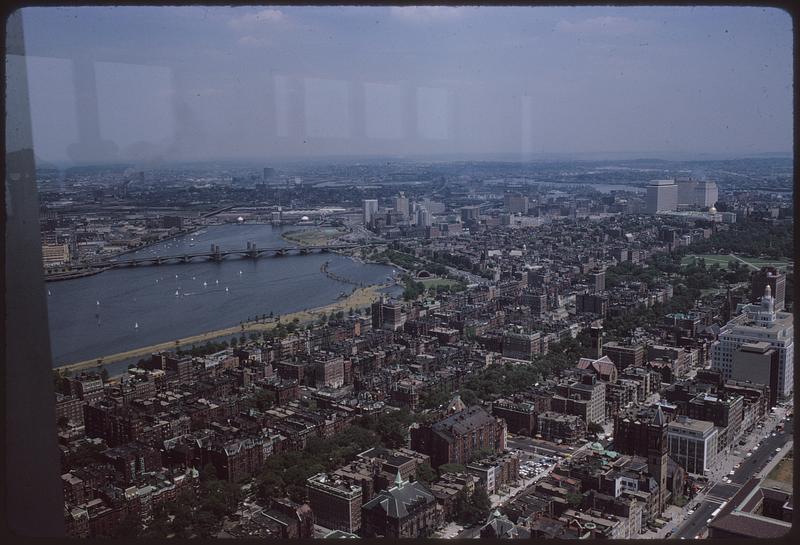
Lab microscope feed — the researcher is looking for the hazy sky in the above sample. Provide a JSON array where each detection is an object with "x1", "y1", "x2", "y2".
[{"x1": 16, "y1": 5, "x2": 793, "y2": 165}]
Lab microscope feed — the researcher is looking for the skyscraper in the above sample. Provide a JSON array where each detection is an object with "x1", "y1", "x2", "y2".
[
  {"x1": 694, "y1": 180, "x2": 718, "y2": 208},
  {"x1": 416, "y1": 206, "x2": 431, "y2": 227},
  {"x1": 712, "y1": 285, "x2": 794, "y2": 398},
  {"x1": 751, "y1": 266, "x2": 786, "y2": 311},
  {"x1": 393, "y1": 192, "x2": 409, "y2": 218},
  {"x1": 363, "y1": 199, "x2": 379, "y2": 226},
  {"x1": 646, "y1": 180, "x2": 678, "y2": 213},
  {"x1": 504, "y1": 193, "x2": 529, "y2": 214}
]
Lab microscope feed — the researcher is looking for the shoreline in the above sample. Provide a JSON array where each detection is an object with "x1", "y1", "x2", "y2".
[{"x1": 55, "y1": 284, "x2": 385, "y2": 375}]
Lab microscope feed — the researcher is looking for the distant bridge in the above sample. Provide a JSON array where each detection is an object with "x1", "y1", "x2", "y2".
[{"x1": 86, "y1": 242, "x2": 381, "y2": 269}]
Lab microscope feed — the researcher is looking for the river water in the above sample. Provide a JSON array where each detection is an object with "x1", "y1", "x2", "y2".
[{"x1": 46, "y1": 224, "x2": 393, "y2": 367}]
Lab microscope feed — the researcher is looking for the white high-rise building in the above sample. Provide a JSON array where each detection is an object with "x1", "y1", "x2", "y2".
[
  {"x1": 416, "y1": 206, "x2": 431, "y2": 227},
  {"x1": 422, "y1": 198, "x2": 445, "y2": 215},
  {"x1": 712, "y1": 285, "x2": 794, "y2": 398},
  {"x1": 363, "y1": 199, "x2": 379, "y2": 226},
  {"x1": 393, "y1": 192, "x2": 409, "y2": 218},
  {"x1": 694, "y1": 180, "x2": 718, "y2": 208},
  {"x1": 646, "y1": 180, "x2": 678, "y2": 213}
]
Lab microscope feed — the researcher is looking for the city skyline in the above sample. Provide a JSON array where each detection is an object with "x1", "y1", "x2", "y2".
[{"x1": 17, "y1": 5, "x2": 793, "y2": 165}]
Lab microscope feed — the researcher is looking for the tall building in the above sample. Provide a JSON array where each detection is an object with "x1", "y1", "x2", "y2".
[
  {"x1": 363, "y1": 199, "x2": 379, "y2": 226},
  {"x1": 712, "y1": 285, "x2": 793, "y2": 398},
  {"x1": 677, "y1": 178, "x2": 718, "y2": 208},
  {"x1": 613, "y1": 405, "x2": 668, "y2": 515},
  {"x1": 410, "y1": 406, "x2": 507, "y2": 468},
  {"x1": 590, "y1": 326, "x2": 604, "y2": 359},
  {"x1": 307, "y1": 473, "x2": 363, "y2": 533},
  {"x1": 460, "y1": 205, "x2": 481, "y2": 223},
  {"x1": 676, "y1": 179, "x2": 697, "y2": 207},
  {"x1": 666, "y1": 416, "x2": 718, "y2": 475},
  {"x1": 590, "y1": 268, "x2": 605, "y2": 293},
  {"x1": 504, "y1": 193, "x2": 529, "y2": 214},
  {"x1": 751, "y1": 266, "x2": 786, "y2": 311},
  {"x1": 393, "y1": 192, "x2": 409, "y2": 218},
  {"x1": 694, "y1": 180, "x2": 718, "y2": 208},
  {"x1": 422, "y1": 198, "x2": 445, "y2": 215},
  {"x1": 416, "y1": 206, "x2": 431, "y2": 227},
  {"x1": 371, "y1": 297, "x2": 384, "y2": 330},
  {"x1": 730, "y1": 341, "x2": 780, "y2": 408},
  {"x1": 603, "y1": 342, "x2": 645, "y2": 370},
  {"x1": 646, "y1": 180, "x2": 678, "y2": 213}
]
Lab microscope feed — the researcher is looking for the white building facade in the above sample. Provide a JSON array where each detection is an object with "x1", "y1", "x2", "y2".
[{"x1": 712, "y1": 285, "x2": 794, "y2": 398}]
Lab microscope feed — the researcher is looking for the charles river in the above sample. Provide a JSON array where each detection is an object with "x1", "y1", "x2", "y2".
[{"x1": 46, "y1": 224, "x2": 395, "y2": 372}]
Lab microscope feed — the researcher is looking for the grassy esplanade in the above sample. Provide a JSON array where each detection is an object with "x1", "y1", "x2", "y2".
[{"x1": 55, "y1": 284, "x2": 384, "y2": 374}]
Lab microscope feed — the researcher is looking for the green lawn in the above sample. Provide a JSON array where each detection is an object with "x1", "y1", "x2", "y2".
[
  {"x1": 682, "y1": 254, "x2": 792, "y2": 271},
  {"x1": 420, "y1": 277, "x2": 462, "y2": 289}
]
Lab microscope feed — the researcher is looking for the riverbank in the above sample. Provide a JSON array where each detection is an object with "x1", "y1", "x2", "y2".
[
  {"x1": 281, "y1": 226, "x2": 348, "y2": 247},
  {"x1": 45, "y1": 225, "x2": 205, "y2": 283},
  {"x1": 54, "y1": 284, "x2": 385, "y2": 375}
]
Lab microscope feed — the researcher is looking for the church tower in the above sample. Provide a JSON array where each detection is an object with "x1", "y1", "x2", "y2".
[{"x1": 647, "y1": 406, "x2": 669, "y2": 515}]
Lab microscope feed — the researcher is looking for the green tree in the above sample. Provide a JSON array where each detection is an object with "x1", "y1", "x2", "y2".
[
  {"x1": 111, "y1": 512, "x2": 142, "y2": 538},
  {"x1": 587, "y1": 422, "x2": 604, "y2": 435},
  {"x1": 416, "y1": 463, "x2": 436, "y2": 485},
  {"x1": 470, "y1": 486, "x2": 491, "y2": 515},
  {"x1": 566, "y1": 492, "x2": 583, "y2": 508}
]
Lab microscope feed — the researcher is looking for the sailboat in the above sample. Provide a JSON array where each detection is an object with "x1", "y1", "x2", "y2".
[
  {"x1": 225, "y1": 287, "x2": 229, "y2": 293},
  {"x1": 203, "y1": 281, "x2": 207, "y2": 287},
  {"x1": 96, "y1": 300, "x2": 100, "y2": 306},
  {"x1": 239, "y1": 270, "x2": 243, "y2": 275},
  {"x1": 175, "y1": 290, "x2": 179, "y2": 297},
  {"x1": 134, "y1": 322, "x2": 139, "y2": 329},
  {"x1": 215, "y1": 279, "x2": 219, "y2": 285},
  {"x1": 47, "y1": 290, "x2": 51, "y2": 296}
]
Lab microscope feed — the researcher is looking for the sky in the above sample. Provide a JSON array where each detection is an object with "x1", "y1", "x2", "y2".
[{"x1": 13, "y1": 5, "x2": 794, "y2": 165}]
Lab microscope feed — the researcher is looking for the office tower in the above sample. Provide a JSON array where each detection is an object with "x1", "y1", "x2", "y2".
[
  {"x1": 422, "y1": 198, "x2": 445, "y2": 215},
  {"x1": 695, "y1": 180, "x2": 718, "y2": 208},
  {"x1": 646, "y1": 180, "x2": 678, "y2": 213},
  {"x1": 590, "y1": 326, "x2": 603, "y2": 359},
  {"x1": 712, "y1": 285, "x2": 794, "y2": 398},
  {"x1": 393, "y1": 192, "x2": 409, "y2": 218},
  {"x1": 614, "y1": 406, "x2": 668, "y2": 515},
  {"x1": 751, "y1": 266, "x2": 786, "y2": 311},
  {"x1": 363, "y1": 199, "x2": 379, "y2": 226},
  {"x1": 676, "y1": 178, "x2": 698, "y2": 207},
  {"x1": 263, "y1": 167, "x2": 275, "y2": 181},
  {"x1": 460, "y1": 205, "x2": 480, "y2": 223},
  {"x1": 731, "y1": 342, "x2": 780, "y2": 408},
  {"x1": 504, "y1": 193, "x2": 529, "y2": 214},
  {"x1": 590, "y1": 268, "x2": 605, "y2": 293},
  {"x1": 416, "y1": 206, "x2": 431, "y2": 227}
]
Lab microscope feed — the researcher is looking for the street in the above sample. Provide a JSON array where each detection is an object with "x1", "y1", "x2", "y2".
[{"x1": 670, "y1": 405, "x2": 793, "y2": 539}]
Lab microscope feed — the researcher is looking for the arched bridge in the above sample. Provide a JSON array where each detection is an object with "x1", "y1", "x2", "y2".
[{"x1": 87, "y1": 242, "x2": 376, "y2": 269}]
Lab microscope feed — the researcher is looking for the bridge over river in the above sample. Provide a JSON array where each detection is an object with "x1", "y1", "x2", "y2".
[{"x1": 86, "y1": 242, "x2": 377, "y2": 269}]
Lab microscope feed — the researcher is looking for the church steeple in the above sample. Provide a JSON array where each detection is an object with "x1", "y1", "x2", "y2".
[{"x1": 394, "y1": 469, "x2": 405, "y2": 489}]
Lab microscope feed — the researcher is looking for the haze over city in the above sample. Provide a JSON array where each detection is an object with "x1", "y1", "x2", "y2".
[
  {"x1": 4, "y1": 4, "x2": 794, "y2": 542},
  {"x1": 19, "y1": 5, "x2": 793, "y2": 165}
]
